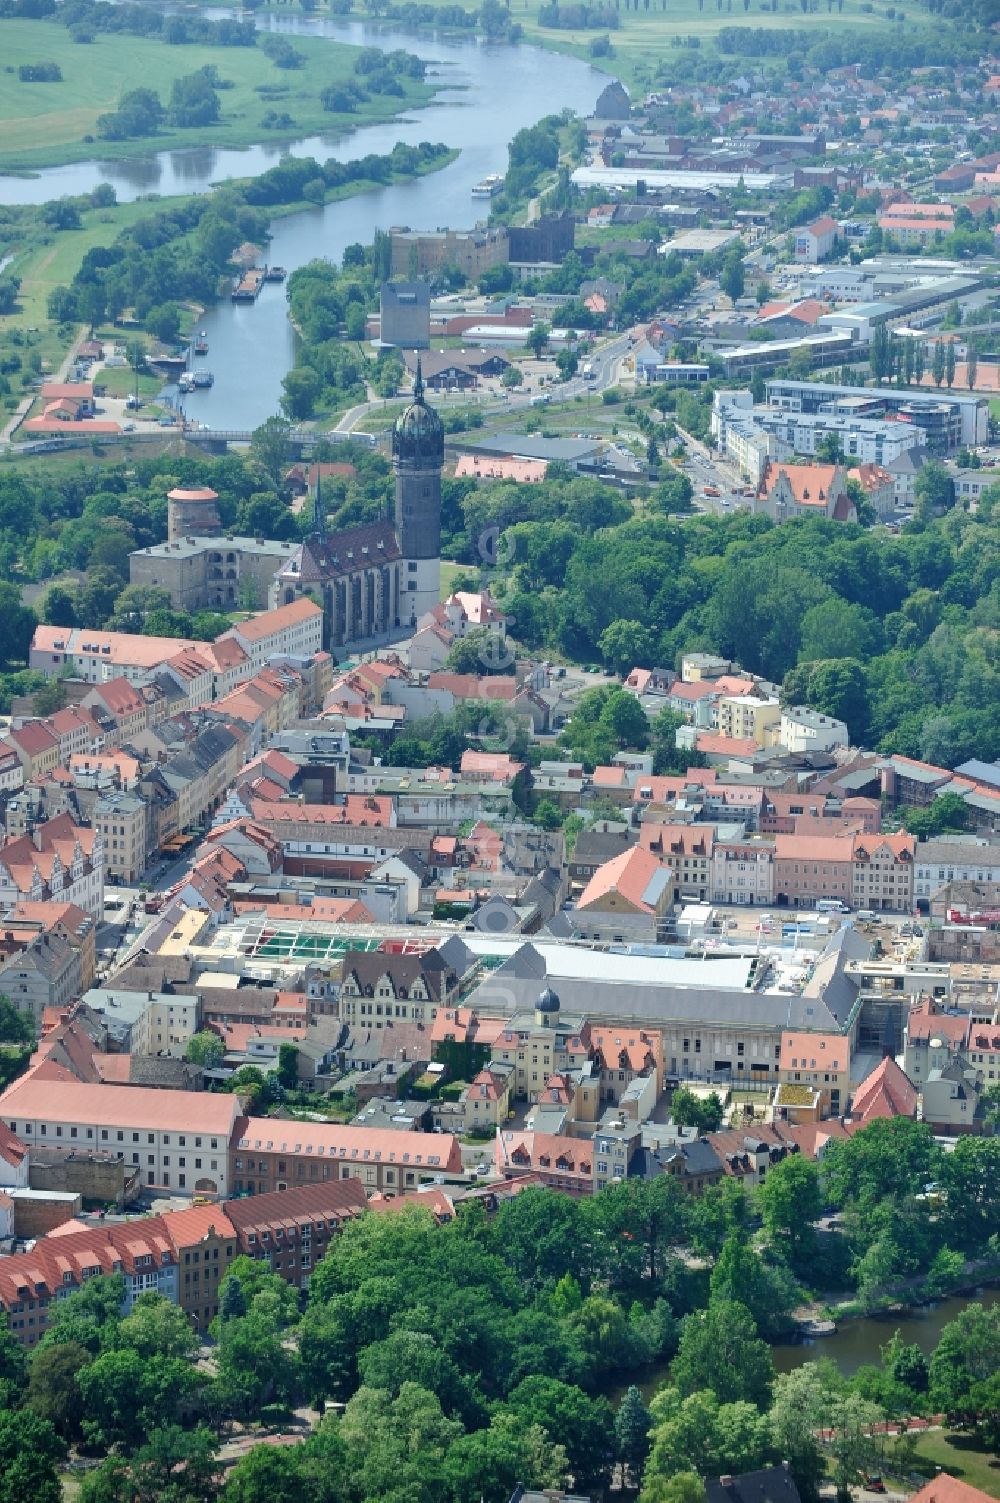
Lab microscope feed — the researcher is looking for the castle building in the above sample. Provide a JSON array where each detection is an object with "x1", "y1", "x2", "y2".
[
  {"x1": 270, "y1": 365, "x2": 443, "y2": 646},
  {"x1": 128, "y1": 371, "x2": 444, "y2": 655}
]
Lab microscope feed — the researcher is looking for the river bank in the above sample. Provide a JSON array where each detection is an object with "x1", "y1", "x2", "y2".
[
  {"x1": 0, "y1": 16, "x2": 440, "y2": 174},
  {"x1": 605, "y1": 1286, "x2": 1000, "y2": 1410}
]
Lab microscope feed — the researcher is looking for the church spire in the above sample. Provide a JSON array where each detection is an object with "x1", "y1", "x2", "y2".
[
  {"x1": 312, "y1": 466, "x2": 326, "y2": 541},
  {"x1": 414, "y1": 355, "x2": 424, "y2": 403}
]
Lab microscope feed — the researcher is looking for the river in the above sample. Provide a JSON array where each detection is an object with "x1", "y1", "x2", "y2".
[
  {"x1": 0, "y1": 17, "x2": 603, "y2": 427},
  {"x1": 607, "y1": 1287, "x2": 1000, "y2": 1407}
]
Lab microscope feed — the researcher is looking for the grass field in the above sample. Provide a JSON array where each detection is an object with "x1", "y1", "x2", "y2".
[
  {"x1": 889, "y1": 1430, "x2": 1000, "y2": 1499},
  {"x1": 0, "y1": 18, "x2": 437, "y2": 170},
  {"x1": 439, "y1": 560, "x2": 469, "y2": 598},
  {"x1": 254, "y1": 0, "x2": 915, "y2": 93},
  {"x1": 7, "y1": 197, "x2": 195, "y2": 333}
]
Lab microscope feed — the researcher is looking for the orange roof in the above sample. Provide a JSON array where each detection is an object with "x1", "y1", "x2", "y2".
[
  {"x1": 765, "y1": 462, "x2": 841, "y2": 506},
  {"x1": 228, "y1": 598, "x2": 322, "y2": 642},
  {"x1": 249, "y1": 796, "x2": 393, "y2": 827},
  {"x1": 774, "y1": 832, "x2": 854, "y2": 863},
  {"x1": 851, "y1": 1057, "x2": 917, "y2": 1123},
  {"x1": 32, "y1": 625, "x2": 195, "y2": 669},
  {"x1": 695, "y1": 733, "x2": 760, "y2": 757},
  {"x1": 908, "y1": 1478, "x2": 996, "y2": 1503},
  {"x1": 0, "y1": 1078, "x2": 239, "y2": 1134},
  {"x1": 239, "y1": 1116, "x2": 463, "y2": 1172},
  {"x1": 577, "y1": 844, "x2": 672, "y2": 915},
  {"x1": 780, "y1": 1030, "x2": 849, "y2": 1075}
]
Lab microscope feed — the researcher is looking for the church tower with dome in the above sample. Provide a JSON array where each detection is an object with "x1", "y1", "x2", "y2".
[{"x1": 392, "y1": 358, "x2": 443, "y2": 627}]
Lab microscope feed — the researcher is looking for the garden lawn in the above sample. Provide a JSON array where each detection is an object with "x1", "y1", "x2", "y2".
[{"x1": 889, "y1": 1430, "x2": 1000, "y2": 1500}]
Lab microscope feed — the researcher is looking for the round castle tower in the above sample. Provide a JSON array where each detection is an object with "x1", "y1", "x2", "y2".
[{"x1": 392, "y1": 360, "x2": 443, "y2": 626}]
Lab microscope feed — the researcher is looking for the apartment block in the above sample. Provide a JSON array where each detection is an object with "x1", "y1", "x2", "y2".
[{"x1": 231, "y1": 1116, "x2": 462, "y2": 1198}]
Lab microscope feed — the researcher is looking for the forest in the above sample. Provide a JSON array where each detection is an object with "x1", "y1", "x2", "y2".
[
  {"x1": 439, "y1": 463, "x2": 1000, "y2": 768},
  {"x1": 0, "y1": 1118, "x2": 997, "y2": 1503}
]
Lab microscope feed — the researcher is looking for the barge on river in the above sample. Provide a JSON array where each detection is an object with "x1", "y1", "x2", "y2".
[{"x1": 232, "y1": 267, "x2": 267, "y2": 303}]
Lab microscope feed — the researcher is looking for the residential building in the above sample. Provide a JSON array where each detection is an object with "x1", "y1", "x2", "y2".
[
  {"x1": 758, "y1": 463, "x2": 854, "y2": 524},
  {"x1": 224, "y1": 1180, "x2": 367, "y2": 1290},
  {"x1": 850, "y1": 832, "x2": 915, "y2": 912},
  {"x1": 572, "y1": 846, "x2": 673, "y2": 943},
  {"x1": 639, "y1": 824, "x2": 713, "y2": 903},
  {"x1": 231, "y1": 1117, "x2": 463, "y2": 1197},
  {"x1": 913, "y1": 837, "x2": 1000, "y2": 911},
  {"x1": 167, "y1": 1201, "x2": 238, "y2": 1331},
  {"x1": 778, "y1": 1030, "x2": 849, "y2": 1116},
  {"x1": 794, "y1": 215, "x2": 839, "y2": 263},
  {"x1": 0, "y1": 931, "x2": 82, "y2": 1034},
  {"x1": 711, "y1": 836, "x2": 776, "y2": 906},
  {"x1": 0, "y1": 1079, "x2": 239, "y2": 1197},
  {"x1": 0, "y1": 1217, "x2": 179, "y2": 1347},
  {"x1": 718, "y1": 695, "x2": 780, "y2": 744},
  {"x1": 495, "y1": 1129, "x2": 593, "y2": 1196},
  {"x1": 774, "y1": 833, "x2": 853, "y2": 907},
  {"x1": 93, "y1": 791, "x2": 149, "y2": 884},
  {"x1": 779, "y1": 706, "x2": 848, "y2": 755},
  {"x1": 336, "y1": 947, "x2": 460, "y2": 1030},
  {"x1": 221, "y1": 598, "x2": 324, "y2": 671}
]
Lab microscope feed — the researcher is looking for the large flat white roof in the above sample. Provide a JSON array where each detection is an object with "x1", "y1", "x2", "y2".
[{"x1": 572, "y1": 166, "x2": 785, "y2": 192}]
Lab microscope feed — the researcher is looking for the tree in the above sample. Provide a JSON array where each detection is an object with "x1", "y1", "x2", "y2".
[
  {"x1": 146, "y1": 303, "x2": 181, "y2": 344},
  {"x1": 501, "y1": 364, "x2": 524, "y2": 389},
  {"x1": 640, "y1": 1473, "x2": 706, "y2": 1503},
  {"x1": 281, "y1": 366, "x2": 321, "y2": 421},
  {"x1": 184, "y1": 1034, "x2": 222, "y2": 1070},
  {"x1": 644, "y1": 1387, "x2": 772, "y2": 1483},
  {"x1": 39, "y1": 584, "x2": 77, "y2": 628},
  {"x1": 651, "y1": 469, "x2": 694, "y2": 515},
  {"x1": 527, "y1": 322, "x2": 551, "y2": 359},
  {"x1": 822, "y1": 1118, "x2": 941, "y2": 1211},
  {"x1": 249, "y1": 416, "x2": 293, "y2": 495},
  {"x1": 26, "y1": 1342, "x2": 91, "y2": 1440},
  {"x1": 671, "y1": 1087, "x2": 724, "y2": 1134},
  {"x1": 617, "y1": 1384, "x2": 653, "y2": 1485},
  {"x1": 506, "y1": 1377, "x2": 616, "y2": 1489},
  {"x1": 967, "y1": 346, "x2": 978, "y2": 390},
  {"x1": 117, "y1": 1292, "x2": 198, "y2": 1361},
  {"x1": 556, "y1": 347, "x2": 579, "y2": 380},
  {"x1": 945, "y1": 341, "x2": 956, "y2": 389},
  {"x1": 0, "y1": 583, "x2": 36, "y2": 668},
  {"x1": 929, "y1": 1303, "x2": 1000, "y2": 1431},
  {"x1": 672, "y1": 1301, "x2": 773, "y2": 1407},
  {"x1": 938, "y1": 1136, "x2": 1000, "y2": 1253},
  {"x1": 222, "y1": 1444, "x2": 304, "y2": 1503},
  {"x1": 0, "y1": 1408, "x2": 64, "y2": 1503},
  {"x1": 709, "y1": 1231, "x2": 798, "y2": 1341},
  {"x1": 219, "y1": 1275, "x2": 246, "y2": 1323},
  {"x1": 757, "y1": 1155, "x2": 823, "y2": 1266},
  {"x1": 913, "y1": 458, "x2": 956, "y2": 523},
  {"x1": 720, "y1": 252, "x2": 745, "y2": 305},
  {"x1": 598, "y1": 618, "x2": 655, "y2": 675},
  {"x1": 932, "y1": 339, "x2": 946, "y2": 387},
  {"x1": 277, "y1": 1041, "x2": 299, "y2": 1091},
  {"x1": 444, "y1": 627, "x2": 513, "y2": 676},
  {"x1": 0, "y1": 992, "x2": 33, "y2": 1045}
]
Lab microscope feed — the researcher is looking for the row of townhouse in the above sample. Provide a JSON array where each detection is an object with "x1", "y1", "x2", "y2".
[
  {"x1": 0, "y1": 1075, "x2": 463, "y2": 1214},
  {"x1": 0, "y1": 814, "x2": 104, "y2": 920},
  {"x1": 28, "y1": 598, "x2": 324, "y2": 692},
  {"x1": 0, "y1": 1178, "x2": 369, "y2": 1346},
  {"x1": 626, "y1": 818, "x2": 916, "y2": 910}
]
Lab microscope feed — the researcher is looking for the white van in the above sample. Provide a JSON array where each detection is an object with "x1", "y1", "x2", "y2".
[{"x1": 817, "y1": 899, "x2": 850, "y2": 913}]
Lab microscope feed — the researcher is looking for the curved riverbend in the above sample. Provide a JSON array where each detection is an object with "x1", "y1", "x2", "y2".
[{"x1": 0, "y1": 19, "x2": 602, "y2": 428}]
